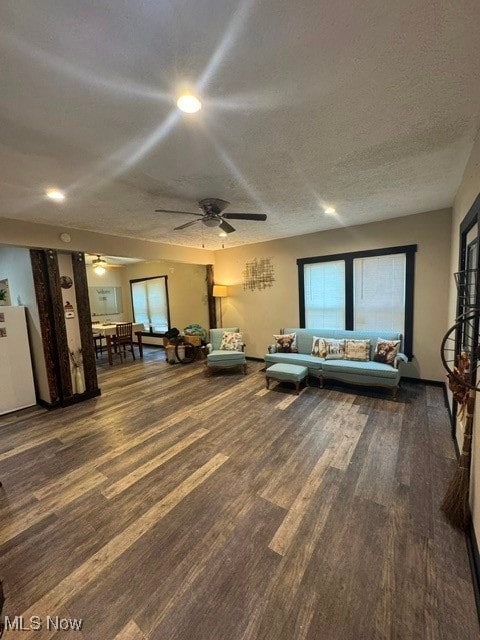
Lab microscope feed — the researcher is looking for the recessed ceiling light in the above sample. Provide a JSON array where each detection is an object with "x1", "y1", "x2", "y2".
[
  {"x1": 325, "y1": 206, "x2": 336, "y2": 214},
  {"x1": 177, "y1": 94, "x2": 202, "y2": 114},
  {"x1": 219, "y1": 231, "x2": 227, "y2": 237},
  {"x1": 46, "y1": 189, "x2": 65, "y2": 202}
]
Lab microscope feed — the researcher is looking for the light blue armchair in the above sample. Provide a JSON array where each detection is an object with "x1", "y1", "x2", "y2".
[{"x1": 206, "y1": 327, "x2": 247, "y2": 375}]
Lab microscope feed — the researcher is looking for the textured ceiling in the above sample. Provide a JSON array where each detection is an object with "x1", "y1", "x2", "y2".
[{"x1": 1, "y1": 0, "x2": 480, "y2": 250}]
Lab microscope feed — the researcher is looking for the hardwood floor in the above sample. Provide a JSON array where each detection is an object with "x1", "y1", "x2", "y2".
[{"x1": 0, "y1": 348, "x2": 478, "y2": 639}]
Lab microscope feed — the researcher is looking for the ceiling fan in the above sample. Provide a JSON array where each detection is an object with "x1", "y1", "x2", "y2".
[
  {"x1": 155, "y1": 198, "x2": 267, "y2": 233},
  {"x1": 90, "y1": 255, "x2": 122, "y2": 271}
]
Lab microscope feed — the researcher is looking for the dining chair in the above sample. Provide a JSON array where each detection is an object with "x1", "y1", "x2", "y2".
[
  {"x1": 92, "y1": 332, "x2": 104, "y2": 359},
  {"x1": 112, "y1": 322, "x2": 136, "y2": 363}
]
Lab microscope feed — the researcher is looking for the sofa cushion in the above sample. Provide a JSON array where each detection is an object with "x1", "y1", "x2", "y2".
[
  {"x1": 373, "y1": 338, "x2": 401, "y2": 365},
  {"x1": 207, "y1": 350, "x2": 246, "y2": 363},
  {"x1": 273, "y1": 333, "x2": 297, "y2": 353},
  {"x1": 345, "y1": 339, "x2": 370, "y2": 362},
  {"x1": 321, "y1": 359, "x2": 398, "y2": 379}
]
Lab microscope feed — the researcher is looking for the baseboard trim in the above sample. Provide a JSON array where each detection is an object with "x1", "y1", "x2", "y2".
[
  {"x1": 466, "y1": 522, "x2": 480, "y2": 627},
  {"x1": 402, "y1": 376, "x2": 444, "y2": 387},
  {"x1": 37, "y1": 388, "x2": 101, "y2": 410}
]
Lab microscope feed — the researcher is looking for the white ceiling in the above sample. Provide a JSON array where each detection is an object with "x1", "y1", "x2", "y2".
[{"x1": 1, "y1": 0, "x2": 480, "y2": 249}]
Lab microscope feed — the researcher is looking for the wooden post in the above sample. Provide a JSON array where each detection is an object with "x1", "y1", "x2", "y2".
[{"x1": 206, "y1": 264, "x2": 216, "y2": 328}]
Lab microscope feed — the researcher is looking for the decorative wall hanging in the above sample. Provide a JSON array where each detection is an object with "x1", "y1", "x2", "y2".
[
  {"x1": 60, "y1": 275, "x2": 73, "y2": 289},
  {"x1": 243, "y1": 258, "x2": 275, "y2": 291},
  {"x1": 0, "y1": 279, "x2": 10, "y2": 306}
]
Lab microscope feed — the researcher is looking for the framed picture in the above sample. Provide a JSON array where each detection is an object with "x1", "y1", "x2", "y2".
[{"x1": 0, "y1": 278, "x2": 11, "y2": 306}]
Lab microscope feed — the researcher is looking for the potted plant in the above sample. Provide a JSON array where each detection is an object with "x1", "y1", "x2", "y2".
[{"x1": 0, "y1": 289, "x2": 7, "y2": 306}]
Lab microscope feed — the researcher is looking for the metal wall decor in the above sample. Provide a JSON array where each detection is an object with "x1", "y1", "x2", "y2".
[{"x1": 243, "y1": 257, "x2": 275, "y2": 291}]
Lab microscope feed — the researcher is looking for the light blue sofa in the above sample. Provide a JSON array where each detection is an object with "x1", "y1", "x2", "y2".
[{"x1": 265, "y1": 328, "x2": 408, "y2": 397}]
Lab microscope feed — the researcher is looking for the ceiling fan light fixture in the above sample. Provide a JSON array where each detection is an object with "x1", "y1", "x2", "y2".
[
  {"x1": 324, "y1": 206, "x2": 336, "y2": 214},
  {"x1": 93, "y1": 265, "x2": 106, "y2": 276},
  {"x1": 177, "y1": 94, "x2": 202, "y2": 113},
  {"x1": 46, "y1": 189, "x2": 65, "y2": 202},
  {"x1": 219, "y1": 231, "x2": 227, "y2": 237},
  {"x1": 203, "y1": 217, "x2": 221, "y2": 227}
]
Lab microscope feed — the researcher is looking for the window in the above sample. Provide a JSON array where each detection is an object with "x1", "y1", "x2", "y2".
[
  {"x1": 130, "y1": 276, "x2": 170, "y2": 334},
  {"x1": 353, "y1": 254, "x2": 406, "y2": 333},
  {"x1": 297, "y1": 245, "x2": 416, "y2": 358},
  {"x1": 304, "y1": 260, "x2": 345, "y2": 329}
]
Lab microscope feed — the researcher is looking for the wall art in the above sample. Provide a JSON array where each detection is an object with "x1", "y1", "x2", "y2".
[{"x1": 243, "y1": 257, "x2": 275, "y2": 291}]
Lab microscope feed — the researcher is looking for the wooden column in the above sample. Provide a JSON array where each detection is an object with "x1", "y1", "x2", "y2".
[
  {"x1": 30, "y1": 249, "x2": 73, "y2": 404},
  {"x1": 71, "y1": 252, "x2": 99, "y2": 395},
  {"x1": 206, "y1": 264, "x2": 216, "y2": 328}
]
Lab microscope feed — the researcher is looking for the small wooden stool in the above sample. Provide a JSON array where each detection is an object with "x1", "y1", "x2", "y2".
[{"x1": 266, "y1": 363, "x2": 308, "y2": 395}]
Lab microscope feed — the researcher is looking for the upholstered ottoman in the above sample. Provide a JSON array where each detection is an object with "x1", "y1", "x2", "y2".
[{"x1": 266, "y1": 363, "x2": 308, "y2": 395}]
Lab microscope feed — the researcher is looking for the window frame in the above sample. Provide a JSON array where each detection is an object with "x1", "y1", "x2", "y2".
[
  {"x1": 129, "y1": 274, "x2": 171, "y2": 336},
  {"x1": 297, "y1": 244, "x2": 417, "y2": 359}
]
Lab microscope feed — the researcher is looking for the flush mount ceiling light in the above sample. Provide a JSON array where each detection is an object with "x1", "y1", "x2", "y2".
[
  {"x1": 324, "y1": 206, "x2": 336, "y2": 214},
  {"x1": 46, "y1": 189, "x2": 65, "y2": 202},
  {"x1": 176, "y1": 94, "x2": 202, "y2": 113}
]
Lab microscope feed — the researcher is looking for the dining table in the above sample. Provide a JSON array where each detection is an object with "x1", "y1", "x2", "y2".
[{"x1": 92, "y1": 322, "x2": 145, "y2": 366}]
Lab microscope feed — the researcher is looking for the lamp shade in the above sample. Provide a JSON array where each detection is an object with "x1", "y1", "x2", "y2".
[{"x1": 212, "y1": 285, "x2": 228, "y2": 298}]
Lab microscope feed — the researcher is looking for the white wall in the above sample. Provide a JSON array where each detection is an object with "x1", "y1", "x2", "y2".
[
  {"x1": 0, "y1": 246, "x2": 50, "y2": 401},
  {"x1": 58, "y1": 252, "x2": 85, "y2": 392},
  {"x1": 448, "y1": 127, "x2": 480, "y2": 542},
  {"x1": 214, "y1": 208, "x2": 452, "y2": 381}
]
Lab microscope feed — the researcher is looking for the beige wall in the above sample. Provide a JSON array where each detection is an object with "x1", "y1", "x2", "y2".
[
  {"x1": 120, "y1": 260, "x2": 209, "y2": 342},
  {"x1": 448, "y1": 127, "x2": 480, "y2": 543},
  {"x1": 214, "y1": 208, "x2": 452, "y2": 381},
  {"x1": 0, "y1": 217, "x2": 214, "y2": 265},
  {"x1": 0, "y1": 245, "x2": 50, "y2": 401}
]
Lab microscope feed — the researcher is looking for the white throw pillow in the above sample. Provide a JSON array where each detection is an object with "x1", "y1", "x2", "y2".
[
  {"x1": 220, "y1": 331, "x2": 243, "y2": 351},
  {"x1": 311, "y1": 336, "x2": 327, "y2": 358}
]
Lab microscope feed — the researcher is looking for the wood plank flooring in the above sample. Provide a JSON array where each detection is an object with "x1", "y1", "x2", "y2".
[{"x1": 0, "y1": 348, "x2": 478, "y2": 639}]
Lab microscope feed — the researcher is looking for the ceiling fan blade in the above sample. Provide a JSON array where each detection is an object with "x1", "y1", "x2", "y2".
[
  {"x1": 222, "y1": 213, "x2": 267, "y2": 221},
  {"x1": 155, "y1": 209, "x2": 203, "y2": 217},
  {"x1": 219, "y1": 220, "x2": 236, "y2": 234},
  {"x1": 174, "y1": 219, "x2": 201, "y2": 231}
]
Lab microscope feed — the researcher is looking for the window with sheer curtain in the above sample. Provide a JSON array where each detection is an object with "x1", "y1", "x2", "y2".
[
  {"x1": 298, "y1": 245, "x2": 416, "y2": 358},
  {"x1": 130, "y1": 276, "x2": 170, "y2": 333}
]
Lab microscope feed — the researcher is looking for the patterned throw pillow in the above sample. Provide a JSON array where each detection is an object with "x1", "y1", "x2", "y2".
[
  {"x1": 324, "y1": 338, "x2": 346, "y2": 360},
  {"x1": 220, "y1": 331, "x2": 244, "y2": 351},
  {"x1": 273, "y1": 333, "x2": 298, "y2": 353},
  {"x1": 345, "y1": 339, "x2": 371, "y2": 362},
  {"x1": 311, "y1": 336, "x2": 327, "y2": 358},
  {"x1": 373, "y1": 338, "x2": 401, "y2": 365}
]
